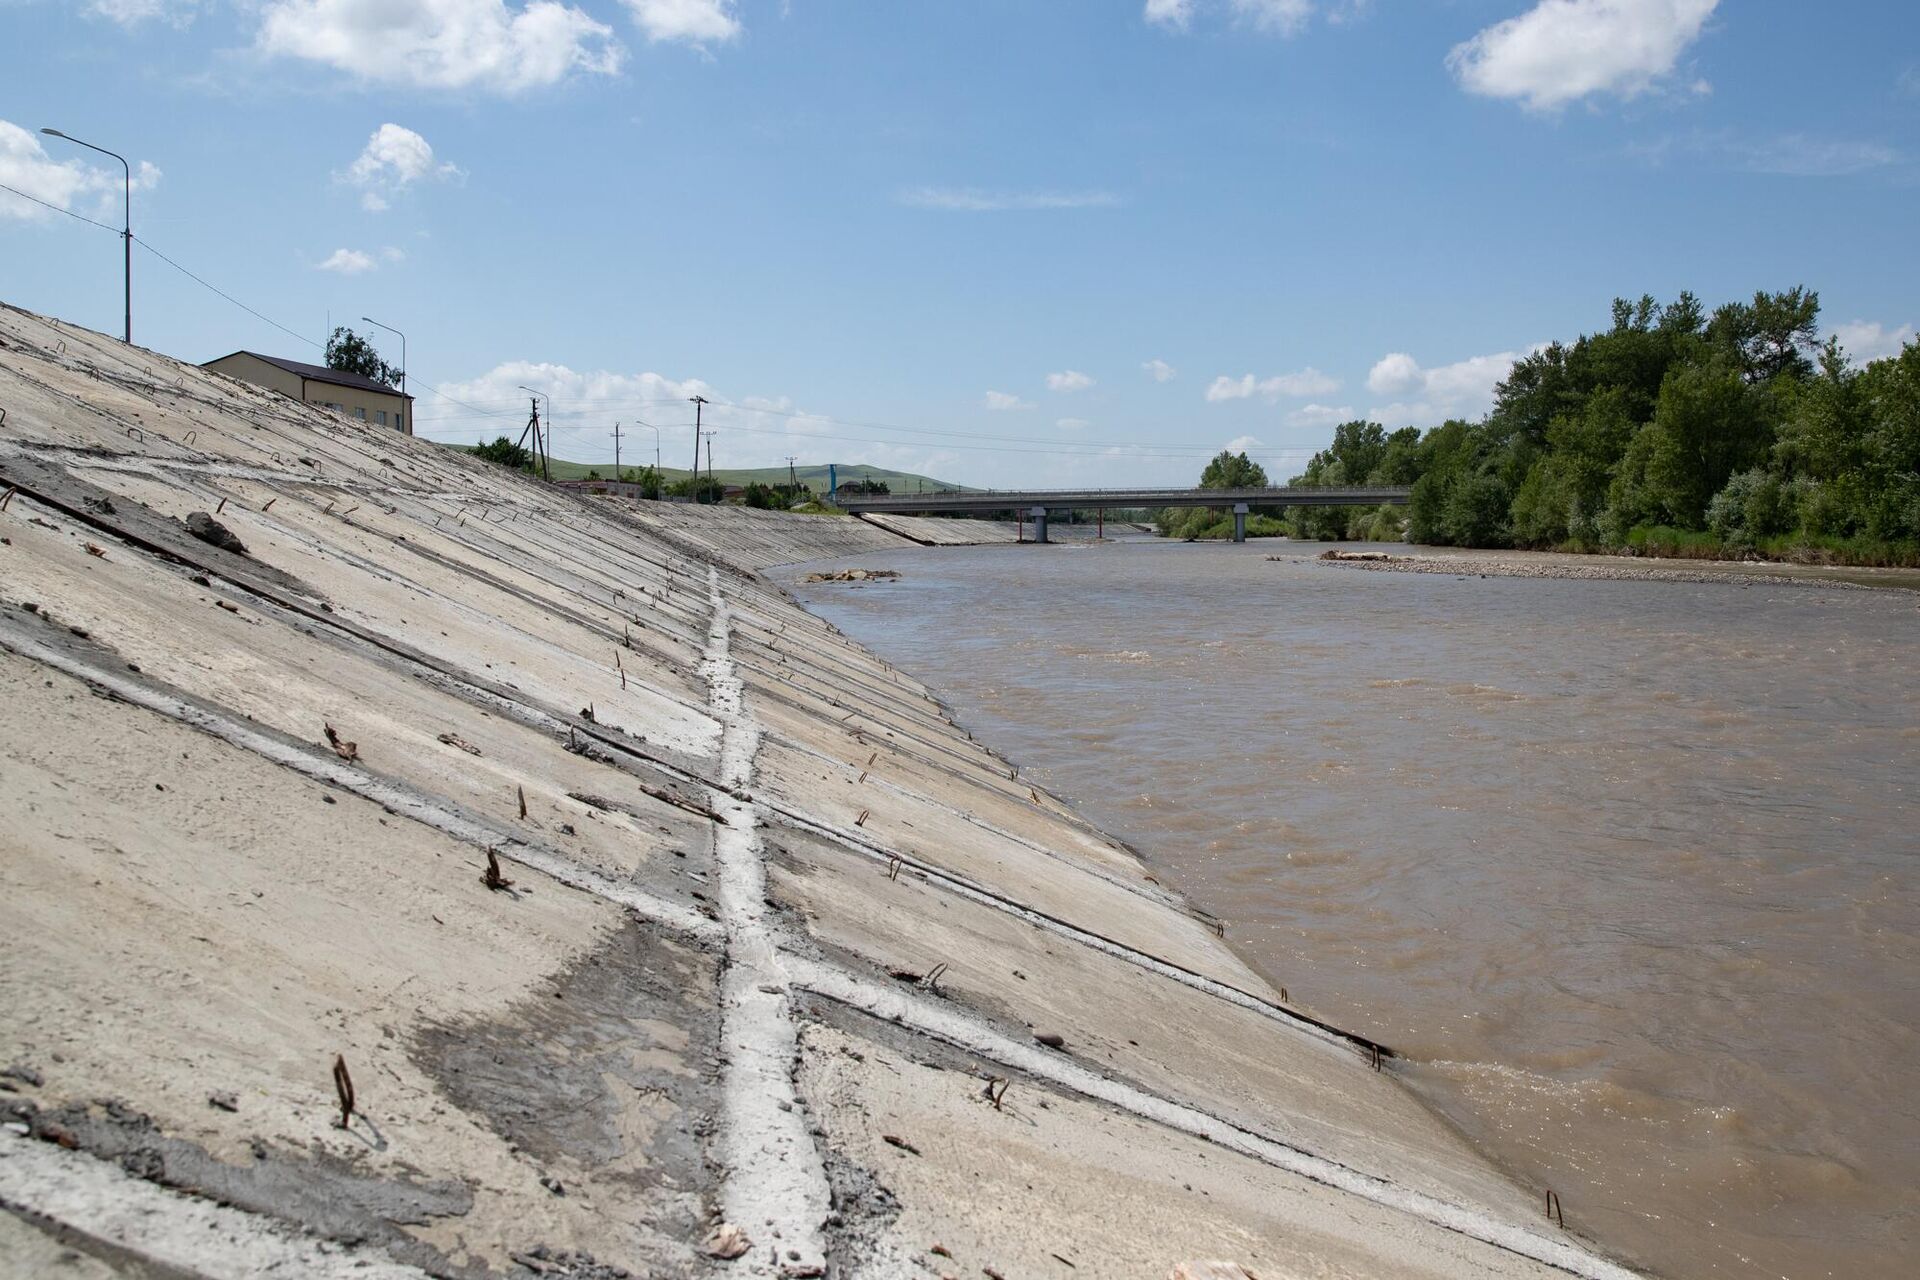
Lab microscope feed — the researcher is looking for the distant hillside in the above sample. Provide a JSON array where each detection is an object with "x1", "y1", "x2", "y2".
[{"x1": 444, "y1": 446, "x2": 968, "y2": 494}]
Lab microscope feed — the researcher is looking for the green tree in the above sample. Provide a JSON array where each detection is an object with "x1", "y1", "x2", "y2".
[
  {"x1": 618, "y1": 465, "x2": 663, "y2": 499},
  {"x1": 1705, "y1": 287, "x2": 1821, "y2": 383},
  {"x1": 1198, "y1": 449, "x2": 1268, "y2": 490},
  {"x1": 669, "y1": 475, "x2": 726, "y2": 503},
  {"x1": 472, "y1": 436, "x2": 532, "y2": 471},
  {"x1": 323, "y1": 326, "x2": 403, "y2": 387},
  {"x1": 1284, "y1": 422, "x2": 1400, "y2": 538},
  {"x1": 1510, "y1": 388, "x2": 1638, "y2": 546},
  {"x1": 1155, "y1": 450, "x2": 1270, "y2": 538},
  {"x1": 1159, "y1": 289, "x2": 1914, "y2": 563},
  {"x1": 1637, "y1": 358, "x2": 1776, "y2": 527}
]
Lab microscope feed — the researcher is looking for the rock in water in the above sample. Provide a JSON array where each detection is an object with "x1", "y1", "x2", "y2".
[{"x1": 185, "y1": 511, "x2": 248, "y2": 556}]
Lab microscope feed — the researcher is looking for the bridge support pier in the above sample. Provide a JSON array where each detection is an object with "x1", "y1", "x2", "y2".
[
  {"x1": 1029, "y1": 507, "x2": 1049, "y2": 544},
  {"x1": 1232, "y1": 503, "x2": 1249, "y2": 544}
]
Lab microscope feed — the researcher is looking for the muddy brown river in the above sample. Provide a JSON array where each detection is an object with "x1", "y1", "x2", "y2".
[{"x1": 786, "y1": 539, "x2": 1920, "y2": 1280}]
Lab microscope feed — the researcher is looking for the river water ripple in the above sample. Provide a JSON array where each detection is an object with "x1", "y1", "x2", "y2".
[{"x1": 787, "y1": 538, "x2": 1920, "y2": 1280}]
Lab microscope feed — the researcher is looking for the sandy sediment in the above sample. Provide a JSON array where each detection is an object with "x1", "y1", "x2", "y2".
[
  {"x1": 1311, "y1": 546, "x2": 1920, "y2": 590},
  {"x1": 0, "y1": 303, "x2": 1638, "y2": 1279}
]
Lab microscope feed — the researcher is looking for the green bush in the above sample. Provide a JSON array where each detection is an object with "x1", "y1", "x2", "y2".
[{"x1": 472, "y1": 436, "x2": 533, "y2": 471}]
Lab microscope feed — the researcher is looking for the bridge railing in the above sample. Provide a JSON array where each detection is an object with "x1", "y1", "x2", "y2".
[
  {"x1": 842, "y1": 485, "x2": 1403, "y2": 500},
  {"x1": 837, "y1": 486, "x2": 1413, "y2": 509}
]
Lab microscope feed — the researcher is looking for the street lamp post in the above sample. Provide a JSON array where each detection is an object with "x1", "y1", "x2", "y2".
[
  {"x1": 41, "y1": 127, "x2": 130, "y2": 344},
  {"x1": 517, "y1": 384, "x2": 552, "y2": 482},
  {"x1": 636, "y1": 419, "x2": 660, "y2": 474},
  {"x1": 359, "y1": 315, "x2": 406, "y2": 432}
]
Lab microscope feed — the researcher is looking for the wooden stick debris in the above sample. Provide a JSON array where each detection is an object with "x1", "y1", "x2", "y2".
[{"x1": 331, "y1": 1054, "x2": 355, "y2": 1129}]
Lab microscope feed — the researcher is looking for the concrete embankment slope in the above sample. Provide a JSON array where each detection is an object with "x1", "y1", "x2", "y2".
[
  {"x1": 612, "y1": 502, "x2": 1020, "y2": 566},
  {"x1": 0, "y1": 303, "x2": 1635, "y2": 1280}
]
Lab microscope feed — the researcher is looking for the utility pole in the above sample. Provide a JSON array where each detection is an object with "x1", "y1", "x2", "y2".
[
  {"x1": 611, "y1": 421, "x2": 623, "y2": 479},
  {"x1": 786, "y1": 455, "x2": 799, "y2": 495},
  {"x1": 517, "y1": 385, "x2": 550, "y2": 481},
  {"x1": 514, "y1": 396, "x2": 545, "y2": 479}
]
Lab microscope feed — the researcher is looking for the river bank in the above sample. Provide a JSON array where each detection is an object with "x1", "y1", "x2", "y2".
[
  {"x1": 789, "y1": 537, "x2": 1920, "y2": 1280},
  {"x1": 0, "y1": 303, "x2": 1631, "y2": 1279},
  {"x1": 1308, "y1": 542, "x2": 1920, "y2": 591}
]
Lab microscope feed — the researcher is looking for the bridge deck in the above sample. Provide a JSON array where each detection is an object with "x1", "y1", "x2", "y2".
[{"x1": 837, "y1": 485, "x2": 1412, "y2": 513}]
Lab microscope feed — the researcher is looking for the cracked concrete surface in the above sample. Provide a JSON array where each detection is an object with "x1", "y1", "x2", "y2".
[{"x1": 0, "y1": 302, "x2": 1639, "y2": 1279}]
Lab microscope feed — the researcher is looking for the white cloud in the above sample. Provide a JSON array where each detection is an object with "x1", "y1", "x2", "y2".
[
  {"x1": 623, "y1": 0, "x2": 739, "y2": 43},
  {"x1": 257, "y1": 1, "x2": 624, "y2": 92},
  {"x1": 86, "y1": 0, "x2": 198, "y2": 26},
  {"x1": 1205, "y1": 367, "x2": 1339, "y2": 402},
  {"x1": 1224, "y1": 435, "x2": 1265, "y2": 454},
  {"x1": 1365, "y1": 347, "x2": 1533, "y2": 425},
  {"x1": 317, "y1": 248, "x2": 377, "y2": 274},
  {"x1": 436, "y1": 362, "x2": 968, "y2": 481},
  {"x1": 984, "y1": 391, "x2": 1033, "y2": 411},
  {"x1": 1630, "y1": 129, "x2": 1902, "y2": 177},
  {"x1": 342, "y1": 124, "x2": 461, "y2": 211},
  {"x1": 1231, "y1": 0, "x2": 1313, "y2": 36},
  {"x1": 1147, "y1": 0, "x2": 1322, "y2": 37},
  {"x1": 1366, "y1": 352, "x2": 1422, "y2": 396},
  {"x1": 1738, "y1": 134, "x2": 1900, "y2": 177},
  {"x1": 1055, "y1": 417, "x2": 1091, "y2": 431},
  {"x1": 380, "y1": 245, "x2": 407, "y2": 263},
  {"x1": 1047, "y1": 370, "x2": 1095, "y2": 393},
  {"x1": 1448, "y1": 0, "x2": 1719, "y2": 111},
  {"x1": 1831, "y1": 321, "x2": 1916, "y2": 365},
  {"x1": 897, "y1": 187, "x2": 1121, "y2": 212},
  {"x1": 0, "y1": 120, "x2": 160, "y2": 223},
  {"x1": 1142, "y1": 358, "x2": 1177, "y2": 382},
  {"x1": 1286, "y1": 403, "x2": 1355, "y2": 429},
  {"x1": 1144, "y1": 0, "x2": 1194, "y2": 28},
  {"x1": 349, "y1": 124, "x2": 456, "y2": 186}
]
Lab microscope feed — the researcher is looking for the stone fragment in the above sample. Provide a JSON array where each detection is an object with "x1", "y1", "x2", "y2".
[
  {"x1": 184, "y1": 511, "x2": 248, "y2": 555},
  {"x1": 703, "y1": 1223, "x2": 752, "y2": 1259}
]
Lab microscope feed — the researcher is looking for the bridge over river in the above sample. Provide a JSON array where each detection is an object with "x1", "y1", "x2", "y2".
[{"x1": 837, "y1": 485, "x2": 1413, "y2": 542}]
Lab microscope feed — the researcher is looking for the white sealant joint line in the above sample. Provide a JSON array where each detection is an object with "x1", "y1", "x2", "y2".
[
  {"x1": 781, "y1": 955, "x2": 1639, "y2": 1280},
  {"x1": 0, "y1": 624, "x2": 723, "y2": 949},
  {"x1": 757, "y1": 791, "x2": 1384, "y2": 1065},
  {"x1": 0, "y1": 1135, "x2": 430, "y2": 1280},
  {"x1": 702, "y1": 568, "x2": 832, "y2": 1278}
]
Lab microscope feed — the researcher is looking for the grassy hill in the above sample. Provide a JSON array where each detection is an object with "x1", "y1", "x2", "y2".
[{"x1": 446, "y1": 446, "x2": 968, "y2": 494}]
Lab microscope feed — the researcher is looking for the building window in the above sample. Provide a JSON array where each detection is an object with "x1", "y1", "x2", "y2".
[
  {"x1": 376, "y1": 410, "x2": 387, "y2": 426},
  {"x1": 355, "y1": 407, "x2": 367, "y2": 420}
]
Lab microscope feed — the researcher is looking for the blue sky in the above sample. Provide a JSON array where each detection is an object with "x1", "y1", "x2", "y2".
[{"x1": 3, "y1": 1, "x2": 1915, "y2": 485}]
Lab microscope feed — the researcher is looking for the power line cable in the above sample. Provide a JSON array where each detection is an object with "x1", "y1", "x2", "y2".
[
  {"x1": 132, "y1": 235, "x2": 320, "y2": 352},
  {"x1": 414, "y1": 400, "x2": 1307, "y2": 458},
  {"x1": 129, "y1": 229, "x2": 510, "y2": 423},
  {"x1": 15, "y1": 183, "x2": 1324, "y2": 468},
  {"x1": 0, "y1": 181, "x2": 121, "y2": 232}
]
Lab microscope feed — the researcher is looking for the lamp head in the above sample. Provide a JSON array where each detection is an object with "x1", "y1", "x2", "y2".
[{"x1": 40, "y1": 127, "x2": 67, "y2": 139}]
